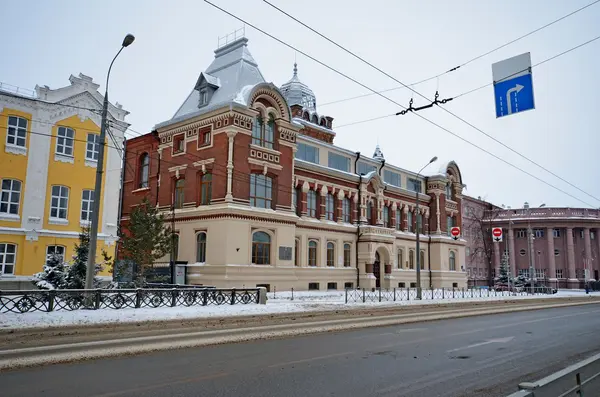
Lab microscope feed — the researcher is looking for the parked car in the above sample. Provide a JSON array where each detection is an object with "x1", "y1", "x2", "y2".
[{"x1": 521, "y1": 281, "x2": 557, "y2": 294}]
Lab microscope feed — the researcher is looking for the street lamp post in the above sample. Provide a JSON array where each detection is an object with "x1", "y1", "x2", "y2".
[
  {"x1": 526, "y1": 202, "x2": 545, "y2": 295},
  {"x1": 85, "y1": 34, "x2": 135, "y2": 290},
  {"x1": 415, "y1": 156, "x2": 437, "y2": 300}
]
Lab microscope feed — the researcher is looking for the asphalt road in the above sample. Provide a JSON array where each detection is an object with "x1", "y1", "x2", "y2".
[{"x1": 2, "y1": 304, "x2": 600, "y2": 397}]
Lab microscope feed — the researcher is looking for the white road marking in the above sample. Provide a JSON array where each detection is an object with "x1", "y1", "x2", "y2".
[{"x1": 447, "y1": 336, "x2": 515, "y2": 353}]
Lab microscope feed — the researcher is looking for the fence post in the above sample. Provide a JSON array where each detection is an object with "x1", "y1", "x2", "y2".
[
  {"x1": 202, "y1": 290, "x2": 208, "y2": 306},
  {"x1": 407, "y1": 287, "x2": 410, "y2": 301},
  {"x1": 291, "y1": 287, "x2": 294, "y2": 301},
  {"x1": 273, "y1": 285, "x2": 276, "y2": 299},
  {"x1": 462, "y1": 287, "x2": 465, "y2": 298},
  {"x1": 393, "y1": 287, "x2": 396, "y2": 301},
  {"x1": 345, "y1": 288, "x2": 348, "y2": 304},
  {"x1": 442, "y1": 288, "x2": 445, "y2": 300},
  {"x1": 363, "y1": 288, "x2": 366, "y2": 303},
  {"x1": 135, "y1": 289, "x2": 142, "y2": 308},
  {"x1": 171, "y1": 289, "x2": 177, "y2": 307},
  {"x1": 379, "y1": 288, "x2": 382, "y2": 302},
  {"x1": 47, "y1": 290, "x2": 56, "y2": 312},
  {"x1": 452, "y1": 287, "x2": 455, "y2": 299},
  {"x1": 94, "y1": 289, "x2": 101, "y2": 310},
  {"x1": 230, "y1": 289, "x2": 236, "y2": 305},
  {"x1": 480, "y1": 288, "x2": 482, "y2": 297}
]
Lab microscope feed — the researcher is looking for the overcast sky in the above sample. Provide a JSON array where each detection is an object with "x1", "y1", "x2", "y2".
[{"x1": 2, "y1": 0, "x2": 599, "y2": 209}]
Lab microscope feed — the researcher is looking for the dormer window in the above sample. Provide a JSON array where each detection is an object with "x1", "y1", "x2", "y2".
[{"x1": 200, "y1": 90, "x2": 208, "y2": 106}]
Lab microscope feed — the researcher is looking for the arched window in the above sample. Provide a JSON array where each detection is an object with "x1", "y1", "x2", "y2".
[
  {"x1": 325, "y1": 193, "x2": 334, "y2": 221},
  {"x1": 252, "y1": 116, "x2": 263, "y2": 146},
  {"x1": 174, "y1": 179, "x2": 185, "y2": 209},
  {"x1": 395, "y1": 208, "x2": 401, "y2": 231},
  {"x1": 407, "y1": 211, "x2": 413, "y2": 233},
  {"x1": 417, "y1": 213, "x2": 423, "y2": 234},
  {"x1": 200, "y1": 173, "x2": 212, "y2": 205},
  {"x1": 397, "y1": 248, "x2": 403, "y2": 269},
  {"x1": 343, "y1": 243, "x2": 351, "y2": 267},
  {"x1": 420, "y1": 250, "x2": 425, "y2": 270},
  {"x1": 446, "y1": 182, "x2": 453, "y2": 199},
  {"x1": 196, "y1": 232, "x2": 207, "y2": 263},
  {"x1": 139, "y1": 153, "x2": 149, "y2": 188},
  {"x1": 264, "y1": 114, "x2": 275, "y2": 149},
  {"x1": 250, "y1": 174, "x2": 273, "y2": 209},
  {"x1": 409, "y1": 249, "x2": 415, "y2": 269},
  {"x1": 252, "y1": 231, "x2": 271, "y2": 265},
  {"x1": 252, "y1": 114, "x2": 274, "y2": 149},
  {"x1": 383, "y1": 206, "x2": 389, "y2": 228},
  {"x1": 303, "y1": 111, "x2": 309, "y2": 121},
  {"x1": 307, "y1": 190, "x2": 317, "y2": 217},
  {"x1": 311, "y1": 114, "x2": 318, "y2": 124},
  {"x1": 366, "y1": 200, "x2": 373, "y2": 224},
  {"x1": 449, "y1": 251, "x2": 456, "y2": 271},
  {"x1": 341, "y1": 197, "x2": 351, "y2": 223},
  {"x1": 308, "y1": 240, "x2": 318, "y2": 266},
  {"x1": 326, "y1": 242, "x2": 335, "y2": 267}
]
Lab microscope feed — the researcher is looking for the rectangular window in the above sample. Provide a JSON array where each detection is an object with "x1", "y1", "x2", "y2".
[
  {"x1": 0, "y1": 243, "x2": 16, "y2": 275},
  {"x1": 200, "y1": 90, "x2": 208, "y2": 105},
  {"x1": 249, "y1": 174, "x2": 273, "y2": 209},
  {"x1": 407, "y1": 211, "x2": 413, "y2": 233},
  {"x1": 46, "y1": 245, "x2": 65, "y2": 261},
  {"x1": 366, "y1": 201, "x2": 373, "y2": 224},
  {"x1": 80, "y1": 189, "x2": 95, "y2": 222},
  {"x1": 86, "y1": 133, "x2": 100, "y2": 161},
  {"x1": 296, "y1": 143, "x2": 319, "y2": 164},
  {"x1": 535, "y1": 269, "x2": 546, "y2": 279},
  {"x1": 383, "y1": 170, "x2": 401, "y2": 187},
  {"x1": 174, "y1": 179, "x2": 185, "y2": 209},
  {"x1": 516, "y1": 229, "x2": 527, "y2": 239},
  {"x1": 328, "y1": 152, "x2": 350, "y2": 172},
  {"x1": 383, "y1": 206, "x2": 389, "y2": 228},
  {"x1": 518, "y1": 269, "x2": 529, "y2": 278},
  {"x1": 446, "y1": 216, "x2": 453, "y2": 236},
  {"x1": 342, "y1": 198, "x2": 350, "y2": 223},
  {"x1": 0, "y1": 179, "x2": 21, "y2": 215},
  {"x1": 200, "y1": 173, "x2": 212, "y2": 205},
  {"x1": 327, "y1": 282, "x2": 337, "y2": 290},
  {"x1": 356, "y1": 161, "x2": 376, "y2": 175},
  {"x1": 174, "y1": 135, "x2": 185, "y2": 153},
  {"x1": 395, "y1": 209, "x2": 401, "y2": 231},
  {"x1": 418, "y1": 213, "x2": 423, "y2": 234},
  {"x1": 553, "y1": 228, "x2": 561, "y2": 238},
  {"x1": 50, "y1": 185, "x2": 69, "y2": 219},
  {"x1": 344, "y1": 282, "x2": 354, "y2": 289},
  {"x1": 307, "y1": 190, "x2": 317, "y2": 217},
  {"x1": 308, "y1": 282, "x2": 319, "y2": 290},
  {"x1": 407, "y1": 178, "x2": 422, "y2": 193},
  {"x1": 556, "y1": 269, "x2": 563, "y2": 279},
  {"x1": 326, "y1": 243, "x2": 335, "y2": 267},
  {"x1": 592, "y1": 231, "x2": 596, "y2": 240},
  {"x1": 325, "y1": 194, "x2": 334, "y2": 221},
  {"x1": 7, "y1": 116, "x2": 27, "y2": 147},
  {"x1": 409, "y1": 250, "x2": 414, "y2": 269},
  {"x1": 534, "y1": 229, "x2": 544, "y2": 238},
  {"x1": 56, "y1": 127, "x2": 75, "y2": 156}
]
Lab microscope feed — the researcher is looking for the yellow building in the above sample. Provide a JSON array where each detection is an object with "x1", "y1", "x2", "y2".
[{"x1": 0, "y1": 74, "x2": 129, "y2": 289}]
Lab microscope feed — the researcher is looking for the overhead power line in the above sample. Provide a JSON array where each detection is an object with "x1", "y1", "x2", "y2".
[
  {"x1": 316, "y1": 0, "x2": 600, "y2": 107},
  {"x1": 261, "y1": 0, "x2": 600, "y2": 205},
  {"x1": 204, "y1": 0, "x2": 597, "y2": 208}
]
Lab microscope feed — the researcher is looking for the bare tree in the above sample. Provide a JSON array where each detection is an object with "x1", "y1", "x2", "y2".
[{"x1": 464, "y1": 199, "x2": 500, "y2": 287}]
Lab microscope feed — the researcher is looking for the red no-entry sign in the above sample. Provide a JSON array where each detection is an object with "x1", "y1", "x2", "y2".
[
  {"x1": 450, "y1": 226, "x2": 461, "y2": 240},
  {"x1": 492, "y1": 227, "x2": 503, "y2": 242}
]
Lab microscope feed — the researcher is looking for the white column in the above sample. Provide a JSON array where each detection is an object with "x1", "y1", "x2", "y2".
[{"x1": 225, "y1": 131, "x2": 236, "y2": 202}]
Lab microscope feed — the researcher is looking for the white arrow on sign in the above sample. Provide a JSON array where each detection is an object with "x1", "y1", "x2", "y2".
[
  {"x1": 447, "y1": 336, "x2": 514, "y2": 353},
  {"x1": 506, "y1": 84, "x2": 524, "y2": 114}
]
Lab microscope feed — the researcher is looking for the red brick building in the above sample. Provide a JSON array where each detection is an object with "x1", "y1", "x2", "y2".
[{"x1": 120, "y1": 37, "x2": 467, "y2": 291}]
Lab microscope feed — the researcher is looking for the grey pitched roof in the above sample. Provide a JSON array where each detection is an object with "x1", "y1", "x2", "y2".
[
  {"x1": 280, "y1": 63, "x2": 316, "y2": 111},
  {"x1": 154, "y1": 37, "x2": 265, "y2": 130},
  {"x1": 373, "y1": 144, "x2": 385, "y2": 161}
]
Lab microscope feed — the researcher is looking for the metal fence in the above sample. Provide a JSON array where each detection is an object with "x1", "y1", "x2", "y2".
[
  {"x1": 345, "y1": 287, "x2": 544, "y2": 303},
  {"x1": 0, "y1": 288, "x2": 261, "y2": 314},
  {"x1": 507, "y1": 352, "x2": 600, "y2": 396}
]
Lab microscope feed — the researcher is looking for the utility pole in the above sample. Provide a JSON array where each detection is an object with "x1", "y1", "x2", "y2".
[
  {"x1": 85, "y1": 34, "x2": 135, "y2": 291},
  {"x1": 415, "y1": 156, "x2": 437, "y2": 300}
]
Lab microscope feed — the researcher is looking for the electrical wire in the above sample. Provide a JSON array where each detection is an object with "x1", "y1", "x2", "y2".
[
  {"x1": 257, "y1": 0, "x2": 600, "y2": 205},
  {"x1": 314, "y1": 0, "x2": 600, "y2": 107}
]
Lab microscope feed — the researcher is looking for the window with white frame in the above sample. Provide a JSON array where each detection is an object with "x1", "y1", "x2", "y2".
[
  {"x1": 535, "y1": 269, "x2": 546, "y2": 279},
  {"x1": 251, "y1": 231, "x2": 271, "y2": 265},
  {"x1": 0, "y1": 243, "x2": 16, "y2": 275},
  {"x1": 56, "y1": 127, "x2": 75, "y2": 156},
  {"x1": 518, "y1": 269, "x2": 529, "y2": 277},
  {"x1": 7, "y1": 116, "x2": 27, "y2": 147},
  {"x1": 50, "y1": 186, "x2": 69, "y2": 219},
  {"x1": 534, "y1": 229, "x2": 544, "y2": 238},
  {"x1": 342, "y1": 197, "x2": 351, "y2": 223},
  {"x1": 46, "y1": 245, "x2": 65, "y2": 261},
  {"x1": 0, "y1": 179, "x2": 21, "y2": 215},
  {"x1": 86, "y1": 133, "x2": 100, "y2": 161},
  {"x1": 556, "y1": 269, "x2": 563, "y2": 279},
  {"x1": 516, "y1": 229, "x2": 527, "y2": 238},
  {"x1": 80, "y1": 189, "x2": 94, "y2": 222},
  {"x1": 308, "y1": 240, "x2": 318, "y2": 266}
]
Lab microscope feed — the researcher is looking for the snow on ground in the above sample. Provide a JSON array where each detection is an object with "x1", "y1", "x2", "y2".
[{"x1": 1, "y1": 289, "x2": 593, "y2": 330}]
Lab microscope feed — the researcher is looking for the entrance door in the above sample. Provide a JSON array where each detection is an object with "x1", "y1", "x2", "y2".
[{"x1": 373, "y1": 252, "x2": 381, "y2": 288}]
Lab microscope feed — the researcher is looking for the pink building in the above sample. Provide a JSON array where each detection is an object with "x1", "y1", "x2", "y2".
[{"x1": 463, "y1": 196, "x2": 600, "y2": 288}]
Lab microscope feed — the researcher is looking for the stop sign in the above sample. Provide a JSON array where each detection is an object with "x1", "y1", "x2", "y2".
[{"x1": 450, "y1": 226, "x2": 460, "y2": 237}]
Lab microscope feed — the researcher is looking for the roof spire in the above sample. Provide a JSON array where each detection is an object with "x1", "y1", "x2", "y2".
[{"x1": 293, "y1": 62, "x2": 298, "y2": 77}]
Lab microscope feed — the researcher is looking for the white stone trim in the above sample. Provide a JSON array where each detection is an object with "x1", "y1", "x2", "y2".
[
  {"x1": 54, "y1": 153, "x2": 74, "y2": 164},
  {"x1": 4, "y1": 143, "x2": 27, "y2": 156},
  {"x1": 247, "y1": 158, "x2": 283, "y2": 171},
  {"x1": 84, "y1": 159, "x2": 98, "y2": 168},
  {"x1": 48, "y1": 217, "x2": 69, "y2": 225},
  {"x1": 249, "y1": 143, "x2": 281, "y2": 157},
  {"x1": 0, "y1": 213, "x2": 20, "y2": 222}
]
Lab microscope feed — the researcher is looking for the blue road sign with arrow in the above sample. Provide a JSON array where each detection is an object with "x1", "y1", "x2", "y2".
[
  {"x1": 492, "y1": 52, "x2": 535, "y2": 119},
  {"x1": 494, "y1": 74, "x2": 535, "y2": 118}
]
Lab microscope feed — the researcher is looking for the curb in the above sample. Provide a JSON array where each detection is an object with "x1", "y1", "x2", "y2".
[{"x1": 1, "y1": 299, "x2": 598, "y2": 371}]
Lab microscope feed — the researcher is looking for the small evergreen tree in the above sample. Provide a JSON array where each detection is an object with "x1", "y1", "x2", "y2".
[
  {"x1": 119, "y1": 197, "x2": 172, "y2": 286},
  {"x1": 65, "y1": 228, "x2": 105, "y2": 289},
  {"x1": 32, "y1": 253, "x2": 67, "y2": 290},
  {"x1": 496, "y1": 253, "x2": 509, "y2": 284}
]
